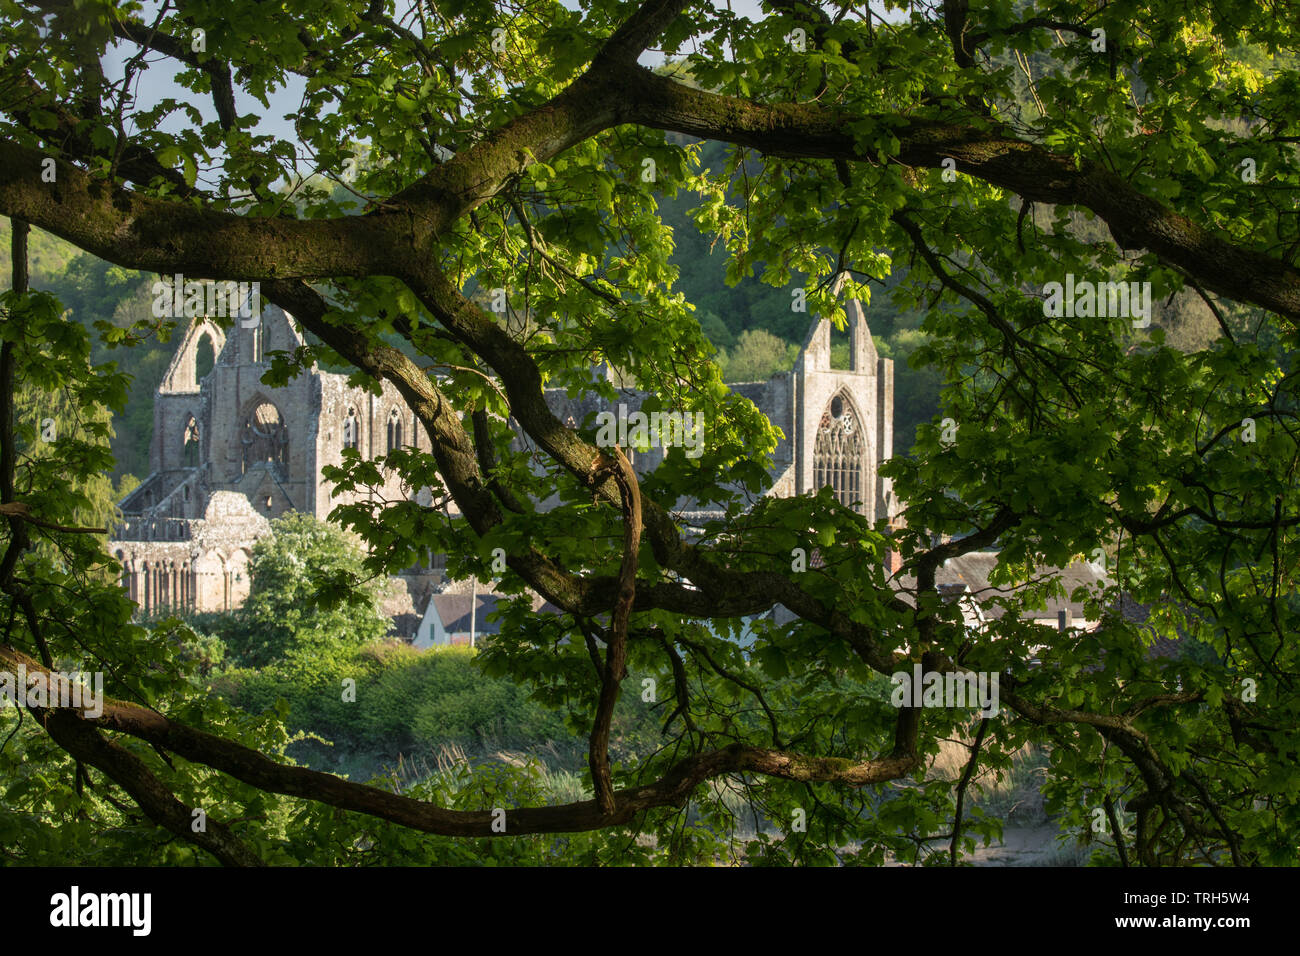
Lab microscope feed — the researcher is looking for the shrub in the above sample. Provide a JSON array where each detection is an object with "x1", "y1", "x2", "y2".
[{"x1": 219, "y1": 643, "x2": 579, "y2": 757}]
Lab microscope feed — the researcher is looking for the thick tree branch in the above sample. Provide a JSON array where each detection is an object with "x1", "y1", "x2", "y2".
[
  {"x1": 6, "y1": 55, "x2": 1300, "y2": 325},
  {"x1": 594, "y1": 0, "x2": 690, "y2": 64},
  {"x1": 35, "y1": 707, "x2": 264, "y2": 866},
  {"x1": 587, "y1": 444, "x2": 641, "y2": 815},
  {"x1": 615, "y1": 66, "x2": 1300, "y2": 322}
]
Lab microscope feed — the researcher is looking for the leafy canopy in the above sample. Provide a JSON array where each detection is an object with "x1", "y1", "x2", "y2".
[{"x1": 0, "y1": 0, "x2": 1298, "y2": 866}]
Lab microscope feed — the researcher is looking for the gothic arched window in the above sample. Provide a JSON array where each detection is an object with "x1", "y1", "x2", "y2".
[
  {"x1": 386, "y1": 408, "x2": 403, "y2": 454},
  {"x1": 182, "y1": 415, "x2": 200, "y2": 467},
  {"x1": 813, "y1": 392, "x2": 865, "y2": 511},
  {"x1": 195, "y1": 332, "x2": 215, "y2": 384},
  {"x1": 343, "y1": 407, "x2": 359, "y2": 451},
  {"x1": 241, "y1": 401, "x2": 288, "y2": 478}
]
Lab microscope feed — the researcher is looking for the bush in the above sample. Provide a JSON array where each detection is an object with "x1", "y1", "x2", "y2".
[{"x1": 218, "y1": 643, "x2": 576, "y2": 758}]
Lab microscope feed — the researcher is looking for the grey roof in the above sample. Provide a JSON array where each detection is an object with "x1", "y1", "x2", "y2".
[
  {"x1": 1113, "y1": 593, "x2": 1188, "y2": 659},
  {"x1": 428, "y1": 591, "x2": 567, "y2": 635},
  {"x1": 429, "y1": 593, "x2": 502, "y2": 635},
  {"x1": 728, "y1": 381, "x2": 773, "y2": 405}
]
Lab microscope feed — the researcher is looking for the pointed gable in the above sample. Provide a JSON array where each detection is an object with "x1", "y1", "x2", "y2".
[
  {"x1": 216, "y1": 303, "x2": 304, "y2": 367},
  {"x1": 159, "y1": 317, "x2": 225, "y2": 393}
]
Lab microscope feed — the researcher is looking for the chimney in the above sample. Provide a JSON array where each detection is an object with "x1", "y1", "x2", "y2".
[{"x1": 884, "y1": 528, "x2": 904, "y2": 576}]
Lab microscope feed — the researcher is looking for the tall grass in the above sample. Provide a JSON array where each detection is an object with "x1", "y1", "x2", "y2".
[
  {"x1": 380, "y1": 742, "x2": 593, "y2": 807},
  {"x1": 928, "y1": 737, "x2": 1090, "y2": 865},
  {"x1": 929, "y1": 738, "x2": 1051, "y2": 826}
]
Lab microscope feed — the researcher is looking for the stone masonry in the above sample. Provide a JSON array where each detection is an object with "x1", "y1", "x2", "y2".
[{"x1": 109, "y1": 299, "x2": 895, "y2": 626}]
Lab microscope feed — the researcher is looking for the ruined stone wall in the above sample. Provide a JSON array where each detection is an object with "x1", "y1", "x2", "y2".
[
  {"x1": 110, "y1": 491, "x2": 270, "y2": 613},
  {"x1": 115, "y1": 302, "x2": 896, "y2": 624},
  {"x1": 203, "y1": 310, "x2": 316, "y2": 517},
  {"x1": 312, "y1": 371, "x2": 432, "y2": 522},
  {"x1": 152, "y1": 319, "x2": 224, "y2": 478},
  {"x1": 876, "y1": 355, "x2": 895, "y2": 520}
]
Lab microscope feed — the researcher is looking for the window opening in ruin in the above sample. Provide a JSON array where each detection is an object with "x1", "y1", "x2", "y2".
[
  {"x1": 241, "y1": 401, "x2": 288, "y2": 478},
  {"x1": 195, "y1": 332, "x2": 215, "y2": 383},
  {"x1": 813, "y1": 391, "x2": 864, "y2": 511},
  {"x1": 828, "y1": 322, "x2": 854, "y2": 370},
  {"x1": 386, "y1": 408, "x2": 403, "y2": 454},
  {"x1": 343, "y1": 408, "x2": 359, "y2": 451},
  {"x1": 251, "y1": 322, "x2": 266, "y2": 363},
  {"x1": 183, "y1": 415, "x2": 200, "y2": 467}
]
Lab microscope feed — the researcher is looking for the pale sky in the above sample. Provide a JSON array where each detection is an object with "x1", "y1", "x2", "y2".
[{"x1": 100, "y1": 1, "x2": 870, "y2": 185}]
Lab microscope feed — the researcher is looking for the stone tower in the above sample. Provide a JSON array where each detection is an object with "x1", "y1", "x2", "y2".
[
  {"x1": 791, "y1": 299, "x2": 895, "y2": 523},
  {"x1": 109, "y1": 302, "x2": 435, "y2": 615},
  {"x1": 541, "y1": 299, "x2": 897, "y2": 524}
]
